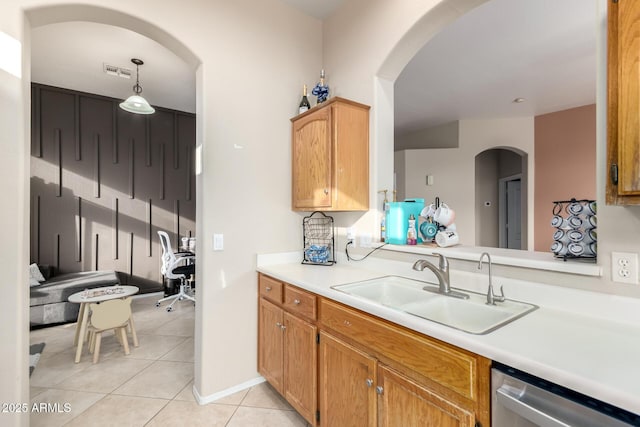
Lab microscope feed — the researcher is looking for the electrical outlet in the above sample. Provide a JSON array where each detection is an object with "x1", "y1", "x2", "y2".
[
  {"x1": 611, "y1": 252, "x2": 639, "y2": 284},
  {"x1": 346, "y1": 227, "x2": 356, "y2": 240},
  {"x1": 360, "y1": 233, "x2": 372, "y2": 248}
]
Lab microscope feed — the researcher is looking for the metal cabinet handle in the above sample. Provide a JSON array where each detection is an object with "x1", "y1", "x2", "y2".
[
  {"x1": 293, "y1": 299, "x2": 301, "y2": 305},
  {"x1": 365, "y1": 379, "x2": 373, "y2": 388},
  {"x1": 280, "y1": 325, "x2": 286, "y2": 330},
  {"x1": 376, "y1": 386, "x2": 384, "y2": 395},
  {"x1": 324, "y1": 188, "x2": 329, "y2": 195},
  {"x1": 343, "y1": 320, "x2": 352, "y2": 327},
  {"x1": 275, "y1": 322, "x2": 281, "y2": 327},
  {"x1": 265, "y1": 286, "x2": 272, "y2": 292}
]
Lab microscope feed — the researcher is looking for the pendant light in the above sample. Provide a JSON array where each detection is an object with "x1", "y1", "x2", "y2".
[{"x1": 119, "y1": 58, "x2": 155, "y2": 114}]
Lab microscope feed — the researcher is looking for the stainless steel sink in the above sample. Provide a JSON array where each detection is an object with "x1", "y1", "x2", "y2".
[{"x1": 332, "y1": 275, "x2": 537, "y2": 334}]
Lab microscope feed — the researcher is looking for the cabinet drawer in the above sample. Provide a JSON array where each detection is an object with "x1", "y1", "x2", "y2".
[
  {"x1": 319, "y1": 298, "x2": 478, "y2": 401},
  {"x1": 259, "y1": 274, "x2": 283, "y2": 304},
  {"x1": 284, "y1": 285, "x2": 317, "y2": 320}
]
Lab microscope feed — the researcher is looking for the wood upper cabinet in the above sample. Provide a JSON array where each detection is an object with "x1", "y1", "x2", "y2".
[
  {"x1": 291, "y1": 97, "x2": 370, "y2": 211},
  {"x1": 607, "y1": 0, "x2": 640, "y2": 204}
]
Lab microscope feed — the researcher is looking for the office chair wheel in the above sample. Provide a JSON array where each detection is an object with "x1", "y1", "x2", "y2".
[
  {"x1": 167, "y1": 306, "x2": 173, "y2": 312},
  {"x1": 156, "y1": 302, "x2": 161, "y2": 307}
]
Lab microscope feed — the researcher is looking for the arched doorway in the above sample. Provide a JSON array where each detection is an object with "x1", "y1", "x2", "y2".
[
  {"x1": 5, "y1": 5, "x2": 203, "y2": 422},
  {"x1": 475, "y1": 148, "x2": 527, "y2": 249}
]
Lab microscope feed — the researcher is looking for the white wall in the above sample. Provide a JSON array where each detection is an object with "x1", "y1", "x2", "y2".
[
  {"x1": 395, "y1": 120, "x2": 459, "y2": 150},
  {"x1": 0, "y1": 1, "x2": 321, "y2": 424},
  {"x1": 397, "y1": 117, "x2": 534, "y2": 246},
  {"x1": 0, "y1": 14, "x2": 30, "y2": 427}
]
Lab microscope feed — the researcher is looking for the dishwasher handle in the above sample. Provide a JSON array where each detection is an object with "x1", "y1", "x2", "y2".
[{"x1": 496, "y1": 386, "x2": 571, "y2": 427}]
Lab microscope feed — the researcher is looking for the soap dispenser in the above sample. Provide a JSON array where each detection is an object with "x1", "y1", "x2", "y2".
[
  {"x1": 406, "y1": 214, "x2": 417, "y2": 245},
  {"x1": 379, "y1": 189, "x2": 389, "y2": 242}
]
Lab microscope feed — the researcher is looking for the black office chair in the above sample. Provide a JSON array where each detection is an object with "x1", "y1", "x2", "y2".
[{"x1": 156, "y1": 231, "x2": 195, "y2": 312}]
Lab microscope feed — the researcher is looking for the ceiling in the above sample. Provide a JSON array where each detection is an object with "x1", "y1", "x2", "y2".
[
  {"x1": 29, "y1": 0, "x2": 345, "y2": 113},
  {"x1": 31, "y1": 21, "x2": 197, "y2": 113},
  {"x1": 279, "y1": 0, "x2": 345, "y2": 19},
  {"x1": 394, "y1": 0, "x2": 597, "y2": 138},
  {"x1": 30, "y1": 0, "x2": 596, "y2": 129}
]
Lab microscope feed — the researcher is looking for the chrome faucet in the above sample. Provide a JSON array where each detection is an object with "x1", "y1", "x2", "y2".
[
  {"x1": 478, "y1": 252, "x2": 505, "y2": 305},
  {"x1": 413, "y1": 254, "x2": 469, "y2": 299}
]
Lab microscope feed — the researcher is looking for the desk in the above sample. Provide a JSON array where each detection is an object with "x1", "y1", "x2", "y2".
[{"x1": 68, "y1": 285, "x2": 139, "y2": 363}]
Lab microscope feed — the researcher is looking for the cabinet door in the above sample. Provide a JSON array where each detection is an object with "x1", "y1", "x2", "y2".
[
  {"x1": 258, "y1": 298, "x2": 284, "y2": 394},
  {"x1": 292, "y1": 106, "x2": 333, "y2": 209},
  {"x1": 608, "y1": 0, "x2": 640, "y2": 202},
  {"x1": 333, "y1": 102, "x2": 369, "y2": 211},
  {"x1": 318, "y1": 332, "x2": 377, "y2": 427},
  {"x1": 377, "y1": 365, "x2": 475, "y2": 427},
  {"x1": 283, "y1": 312, "x2": 317, "y2": 424}
]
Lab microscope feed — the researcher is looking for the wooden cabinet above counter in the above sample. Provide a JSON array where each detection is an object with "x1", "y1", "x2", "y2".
[
  {"x1": 607, "y1": 0, "x2": 640, "y2": 204},
  {"x1": 291, "y1": 97, "x2": 370, "y2": 211}
]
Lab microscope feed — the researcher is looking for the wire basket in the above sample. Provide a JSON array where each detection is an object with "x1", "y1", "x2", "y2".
[
  {"x1": 302, "y1": 211, "x2": 335, "y2": 265},
  {"x1": 550, "y1": 198, "x2": 596, "y2": 262}
]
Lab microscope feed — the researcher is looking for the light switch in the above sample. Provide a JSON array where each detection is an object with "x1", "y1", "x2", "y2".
[
  {"x1": 213, "y1": 234, "x2": 224, "y2": 251},
  {"x1": 426, "y1": 175, "x2": 434, "y2": 186}
]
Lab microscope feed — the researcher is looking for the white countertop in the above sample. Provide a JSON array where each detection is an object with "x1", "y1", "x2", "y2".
[{"x1": 256, "y1": 251, "x2": 640, "y2": 415}]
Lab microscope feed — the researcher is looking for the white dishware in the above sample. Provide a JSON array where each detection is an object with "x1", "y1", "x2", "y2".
[
  {"x1": 435, "y1": 230, "x2": 459, "y2": 247},
  {"x1": 433, "y1": 203, "x2": 456, "y2": 226},
  {"x1": 420, "y1": 203, "x2": 437, "y2": 219}
]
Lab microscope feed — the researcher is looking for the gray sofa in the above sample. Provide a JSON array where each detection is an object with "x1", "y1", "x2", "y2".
[{"x1": 30, "y1": 267, "x2": 120, "y2": 327}]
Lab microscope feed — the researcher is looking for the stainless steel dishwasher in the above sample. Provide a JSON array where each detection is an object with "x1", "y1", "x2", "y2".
[{"x1": 491, "y1": 362, "x2": 640, "y2": 427}]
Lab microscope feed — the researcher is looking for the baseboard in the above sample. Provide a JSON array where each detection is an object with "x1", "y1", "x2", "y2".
[{"x1": 193, "y1": 376, "x2": 266, "y2": 405}]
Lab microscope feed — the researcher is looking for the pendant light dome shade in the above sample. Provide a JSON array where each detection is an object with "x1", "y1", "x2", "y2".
[
  {"x1": 119, "y1": 58, "x2": 155, "y2": 114},
  {"x1": 120, "y1": 94, "x2": 155, "y2": 114}
]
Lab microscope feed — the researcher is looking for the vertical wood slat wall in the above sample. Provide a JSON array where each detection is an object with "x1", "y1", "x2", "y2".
[{"x1": 30, "y1": 83, "x2": 196, "y2": 287}]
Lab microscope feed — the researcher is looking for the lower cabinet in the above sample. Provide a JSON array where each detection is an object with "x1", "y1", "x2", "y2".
[
  {"x1": 257, "y1": 276, "x2": 317, "y2": 425},
  {"x1": 258, "y1": 298, "x2": 284, "y2": 393},
  {"x1": 318, "y1": 331, "x2": 475, "y2": 427},
  {"x1": 283, "y1": 311, "x2": 317, "y2": 421},
  {"x1": 258, "y1": 274, "x2": 490, "y2": 426},
  {"x1": 377, "y1": 365, "x2": 475, "y2": 427},
  {"x1": 318, "y1": 331, "x2": 377, "y2": 426}
]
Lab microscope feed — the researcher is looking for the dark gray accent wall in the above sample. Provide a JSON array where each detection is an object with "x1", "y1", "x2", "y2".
[{"x1": 30, "y1": 83, "x2": 196, "y2": 289}]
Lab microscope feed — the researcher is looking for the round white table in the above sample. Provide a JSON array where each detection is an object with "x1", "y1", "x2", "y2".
[{"x1": 68, "y1": 285, "x2": 139, "y2": 363}]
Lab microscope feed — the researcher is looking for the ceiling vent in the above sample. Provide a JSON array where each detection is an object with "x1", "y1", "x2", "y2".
[{"x1": 103, "y1": 63, "x2": 132, "y2": 79}]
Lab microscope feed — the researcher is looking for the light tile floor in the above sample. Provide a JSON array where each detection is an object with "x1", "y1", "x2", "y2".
[{"x1": 30, "y1": 293, "x2": 309, "y2": 427}]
